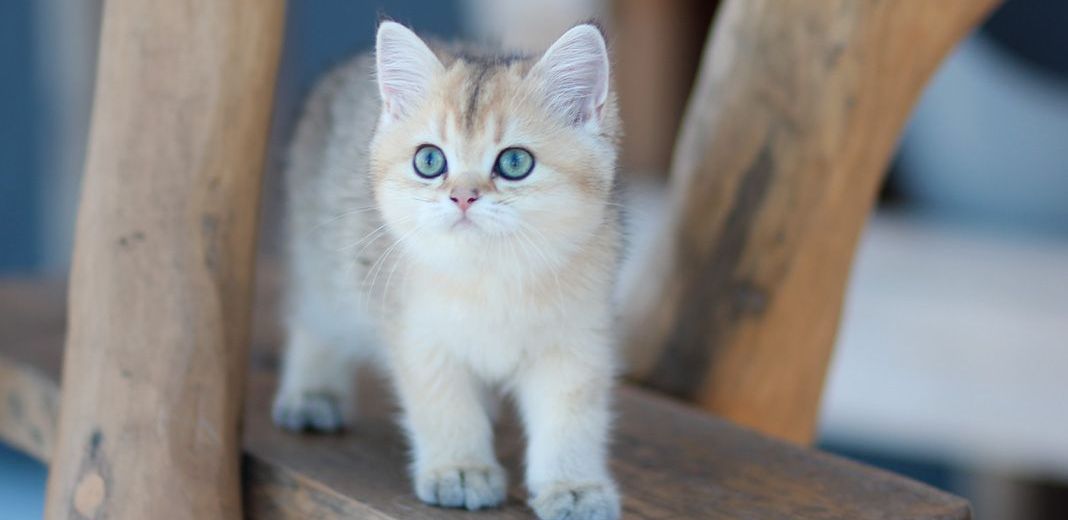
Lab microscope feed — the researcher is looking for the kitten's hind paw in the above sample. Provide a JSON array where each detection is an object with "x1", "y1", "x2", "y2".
[
  {"x1": 271, "y1": 391, "x2": 346, "y2": 433},
  {"x1": 530, "y1": 481, "x2": 620, "y2": 520},
  {"x1": 415, "y1": 465, "x2": 507, "y2": 511}
]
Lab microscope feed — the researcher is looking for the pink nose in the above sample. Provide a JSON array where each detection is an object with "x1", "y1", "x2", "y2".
[{"x1": 449, "y1": 188, "x2": 480, "y2": 212}]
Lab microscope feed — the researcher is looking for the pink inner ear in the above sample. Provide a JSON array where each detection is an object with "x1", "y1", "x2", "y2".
[
  {"x1": 381, "y1": 96, "x2": 395, "y2": 115},
  {"x1": 380, "y1": 85, "x2": 407, "y2": 115}
]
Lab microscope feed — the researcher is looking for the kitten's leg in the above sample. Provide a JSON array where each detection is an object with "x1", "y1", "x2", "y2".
[
  {"x1": 517, "y1": 346, "x2": 620, "y2": 520},
  {"x1": 479, "y1": 383, "x2": 504, "y2": 425},
  {"x1": 272, "y1": 324, "x2": 355, "y2": 432},
  {"x1": 391, "y1": 346, "x2": 506, "y2": 510}
]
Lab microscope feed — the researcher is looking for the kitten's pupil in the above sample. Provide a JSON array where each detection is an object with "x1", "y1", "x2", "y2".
[
  {"x1": 413, "y1": 145, "x2": 446, "y2": 178},
  {"x1": 496, "y1": 147, "x2": 534, "y2": 180}
]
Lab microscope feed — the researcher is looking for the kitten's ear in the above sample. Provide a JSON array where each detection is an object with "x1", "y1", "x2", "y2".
[
  {"x1": 530, "y1": 24, "x2": 610, "y2": 127},
  {"x1": 375, "y1": 22, "x2": 443, "y2": 122}
]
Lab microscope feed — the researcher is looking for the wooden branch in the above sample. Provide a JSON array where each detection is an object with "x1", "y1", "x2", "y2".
[
  {"x1": 623, "y1": 0, "x2": 1000, "y2": 444},
  {"x1": 43, "y1": 2, "x2": 285, "y2": 518},
  {"x1": 2, "y1": 278, "x2": 973, "y2": 519}
]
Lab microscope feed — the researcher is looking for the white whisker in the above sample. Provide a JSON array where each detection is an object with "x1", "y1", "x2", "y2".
[
  {"x1": 334, "y1": 221, "x2": 392, "y2": 253},
  {"x1": 363, "y1": 222, "x2": 424, "y2": 311},
  {"x1": 312, "y1": 206, "x2": 380, "y2": 232}
]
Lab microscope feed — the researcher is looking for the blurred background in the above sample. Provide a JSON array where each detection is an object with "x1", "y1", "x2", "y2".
[{"x1": 1, "y1": 1, "x2": 1065, "y2": 518}]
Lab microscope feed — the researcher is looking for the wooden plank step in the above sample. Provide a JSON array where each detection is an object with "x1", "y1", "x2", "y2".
[{"x1": 0, "y1": 278, "x2": 970, "y2": 519}]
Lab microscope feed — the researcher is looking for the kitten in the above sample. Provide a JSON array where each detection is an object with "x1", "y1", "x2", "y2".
[{"x1": 273, "y1": 21, "x2": 621, "y2": 520}]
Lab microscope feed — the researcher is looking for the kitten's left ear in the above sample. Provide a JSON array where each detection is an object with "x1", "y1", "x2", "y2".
[
  {"x1": 530, "y1": 24, "x2": 610, "y2": 127},
  {"x1": 375, "y1": 21, "x2": 444, "y2": 123}
]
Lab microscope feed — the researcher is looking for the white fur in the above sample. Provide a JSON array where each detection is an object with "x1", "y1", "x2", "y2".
[{"x1": 275, "y1": 23, "x2": 621, "y2": 520}]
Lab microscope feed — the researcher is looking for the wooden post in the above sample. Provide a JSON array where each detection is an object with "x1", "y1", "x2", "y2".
[
  {"x1": 613, "y1": 0, "x2": 716, "y2": 177},
  {"x1": 44, "y1": 1, "x2": 285, "y2": 518},
  {"x1": 622, "y1": 0, "x2": 1000, "y2": 444}
]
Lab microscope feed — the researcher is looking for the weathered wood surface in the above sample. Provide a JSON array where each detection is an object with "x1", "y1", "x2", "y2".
[
  {"x1": 2, "y1": 279, "x2": 971, "y2": 519},
  {"x1": 622, "y1": 0, "x2": 1001, "y2": 444},
  {"x1": 43, "y1": 1, "x2": 286, "y2": 518}
]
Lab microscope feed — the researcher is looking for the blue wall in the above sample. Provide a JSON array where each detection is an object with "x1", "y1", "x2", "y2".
[{"x1": 0, "y1": 0, "x2": 42, "y2": 273}]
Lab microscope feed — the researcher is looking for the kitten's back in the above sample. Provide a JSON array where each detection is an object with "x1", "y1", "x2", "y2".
[{"x1": 283, "y1": 54, "x2": 384, "y2": 328}]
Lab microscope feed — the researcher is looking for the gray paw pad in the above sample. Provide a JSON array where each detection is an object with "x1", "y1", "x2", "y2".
[
  {"x1": 415, "y1": 466, "x2": 507, "y2": 511},
  {"x1": 530, "y1": 482, "x2": 621, "y2": 520},
  {"x1": 271, "y1": 392, "x2": 345, "y2": 433}
]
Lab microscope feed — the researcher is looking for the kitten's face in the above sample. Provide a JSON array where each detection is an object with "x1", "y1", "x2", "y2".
[{"x1": 370, "y1": 23, "x2": 617, "y2": 273}]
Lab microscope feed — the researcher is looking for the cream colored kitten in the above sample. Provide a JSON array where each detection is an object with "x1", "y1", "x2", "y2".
[{"x1": 273, "y1": 21, "x2": 621, "y2": 520}]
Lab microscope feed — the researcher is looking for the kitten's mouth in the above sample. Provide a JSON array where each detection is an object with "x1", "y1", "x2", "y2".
[{"x1": 450, "y1": 216, "x2": 479, "y2": 231}]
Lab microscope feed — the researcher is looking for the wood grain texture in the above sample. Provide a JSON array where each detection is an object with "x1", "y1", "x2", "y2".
[
  {"x1": 622, "y1": 0, "x2": 1001, "y2": 444},
  {"x1": 2, "y1": 278, "x2": 971, "y2": 519},
  {"x1": 42, "y1": 1, "x2": 285, "y2": 518}
]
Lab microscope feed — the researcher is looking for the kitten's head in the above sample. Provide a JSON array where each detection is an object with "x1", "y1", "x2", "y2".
[{"x1": 369, "y1": 21, "x2": 619, "y2": 274}]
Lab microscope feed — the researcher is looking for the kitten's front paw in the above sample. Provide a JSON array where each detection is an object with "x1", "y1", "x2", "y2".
[
  {"x1": 530, "y1": 481, "x2": 620, "y2": 520},
  {"x1": 271, "y1": 390, "x2": 346, "y2": 433},
  {"x1": 415, "y1": 465, "x2": 507, "y2": 511}
]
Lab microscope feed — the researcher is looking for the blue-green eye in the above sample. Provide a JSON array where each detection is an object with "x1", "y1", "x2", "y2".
[
  {"x1": 494, "y1": 147, "x2": 535, "y2": 180},
  {"x1": 413, "y1": 145, "x2": 447, "y2": 178}
]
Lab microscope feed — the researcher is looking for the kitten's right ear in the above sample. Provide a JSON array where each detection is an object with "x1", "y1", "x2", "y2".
[{"x1": 375, "y1": 22, "x2": 443, "y2": 123}]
